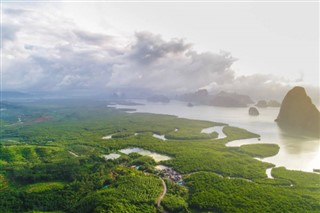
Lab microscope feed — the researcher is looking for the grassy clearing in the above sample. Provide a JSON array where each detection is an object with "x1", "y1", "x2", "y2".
[{"x1": 24, "y1": 182, "x2": 65, "y2": 193}]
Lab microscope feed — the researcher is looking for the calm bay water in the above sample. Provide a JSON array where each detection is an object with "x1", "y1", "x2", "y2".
[
  {"x1": 114, "y1": 100, "x2": 320, "y2": 172},
  {"x1": 119, "y1": 147, "x2": 171, "y2": 162}
]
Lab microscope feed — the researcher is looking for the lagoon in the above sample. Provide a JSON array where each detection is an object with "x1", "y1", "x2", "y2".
[
  {"x1": 119, "y1": 147, "x2": 171, "y2": 162},
  {"x1": 102, "y1": 135, "x2": 112, "y2": 139},
  {"x1": 153, "y1": 133, "x2": 167, "y2": 141},
  {"x1": 266, "y1": 168, "x2": 274, "y2": 179},
  {"x1": 102, "y1": 153, "x2": 121, "y2": 160},
  {"x1": 114, "y1": 100, "x2": 320, "y2": 172}
]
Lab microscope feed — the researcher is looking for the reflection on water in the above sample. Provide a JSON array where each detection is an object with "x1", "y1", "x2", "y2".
[
  {"x1": 114, "y1": 100, "x2": 320, "y2": 172},
  {"x1": 226, "y1": 138, "x2": 261, "y2": 147},
  {"x1": 102, "y1": 153, "x2": 120, "y2": 160},
  {"x1": 266, "y1": 168, "x2": 274, "y2": 179},
  {"x1": 153, "y1": 134, "x2": 167, "y2": 141},
  {"x1": 119, "y1": 147, "x2": 171, "y2": 162},
  {"x1": 155, "y1": 165, "x2": 169, "y2": 170},
  {"x1": 278, "y1": 133, "x2": 318, "y2": 155},
  {"x1": 102, "y1": 135, "x2": 112, "y2": 139}
]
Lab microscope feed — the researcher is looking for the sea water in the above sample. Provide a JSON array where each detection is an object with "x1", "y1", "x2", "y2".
[{"x1": 114, "y1": 100, "x2": 320, "y2": 172}]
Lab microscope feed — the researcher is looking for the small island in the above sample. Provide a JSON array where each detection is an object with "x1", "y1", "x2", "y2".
[{"x1": 249, "y1": 107, "x2": 259, "y2": 116}]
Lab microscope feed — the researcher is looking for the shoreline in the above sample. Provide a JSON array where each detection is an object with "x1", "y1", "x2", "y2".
[{"x1": 112, "y1": 100, "x2": 320, "y2": 173}]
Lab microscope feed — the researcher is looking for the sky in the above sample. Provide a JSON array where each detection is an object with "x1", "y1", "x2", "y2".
[{"x1": 1, "y1": 1, "x2": 319, "y2": 101}]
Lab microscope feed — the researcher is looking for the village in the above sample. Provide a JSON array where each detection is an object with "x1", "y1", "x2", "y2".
[{"x1": 156, "y1": 165, "x2": 184, "y2": 185}]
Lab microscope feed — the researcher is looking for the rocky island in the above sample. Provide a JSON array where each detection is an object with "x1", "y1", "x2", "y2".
[
  {"x1": 249, "y1": 107, "x2": 259, "y2": 116},
  {"x1": 275, "y1": 86, "x2": 320, "y2": 138}
]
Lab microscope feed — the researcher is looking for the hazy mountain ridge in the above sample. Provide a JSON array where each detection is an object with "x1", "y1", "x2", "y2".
[{"x1": 177, "y1": 89, "x2": 254, "y2": 107}]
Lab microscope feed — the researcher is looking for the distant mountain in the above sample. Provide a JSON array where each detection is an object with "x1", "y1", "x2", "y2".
[
  {"x1": 1, "y1": 91, "x2": 30, "y2": 99},
  {"x1": 177, "y1": 90, "x2": 254, "y2": 107},
  {"x1": 0, "y1": 101, "x2": 23, "y2": 110},
  {"x1": 255, "y1": 100, "x2": 268, "y2": 108},
  {"x1": 147, "y1": 95, "x2": 170, "y2": 103},
  {"x1": 210, "y1": 91, "x2": 254, "y2": 107},
  {"x1": 267, "y1": 100, "x2": 281, "y2": 107},
  {"x1": 256, "y1": 100, "x2": 281, "y2": 108},
  {"x1": 275, "y1": 86, "x2": 320, "y2": 138},
  {"x1": 178, "y1": 89, "x2": 209, "y2": 105}
]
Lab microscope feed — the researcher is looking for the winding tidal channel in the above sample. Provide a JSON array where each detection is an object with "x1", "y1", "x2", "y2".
[{"x1": 113, "y1": 100, "x2": 320, "y2": 172}]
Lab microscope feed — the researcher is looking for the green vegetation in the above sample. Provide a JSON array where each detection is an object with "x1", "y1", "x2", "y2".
[
  {"x1": 162, "y1": 194, "x2": 188, "y2": 212},
  {"x1": 223, "y1": 126, "x2": 260, "y2": 141},
  {"x1": 24, "y1": 182, "x2": 65, "y2": 193},
  {"x1": 165, "y1": 122, "x2": 223, "y2": 140},
  {"x1": 272, "y1": 167, "x2": 320, "y2": 189},
  {"x1": 0, "y1": 145, "x2": 66, "y2": 163},
  {"x1": 129, "y1": 154, "x2": 156, "y2": 172},
  {"x1": 0, "y1": 99, "x2": 319, "y2": 212},
  {"x1": 239, "y1": 143, "x2": 280, "y2": 158},
  {"x1": 0, "y1": 175, "x2": 8, "y2": 191},
  {"x1": 252, "y1": 177, "x2": 292, "y2": 186},
  {"x1": 111, "y1": 131, "x2": 135, "y2": 138},
  {"x1": 73, "y1": 167, "x2": 162, "y2": 212},
  {"x1": 162, "y1": 178, "x2": 189, "y2": 212},
  {"x1": 186, "y1": 172, "x2": 320, "y2": 212}
]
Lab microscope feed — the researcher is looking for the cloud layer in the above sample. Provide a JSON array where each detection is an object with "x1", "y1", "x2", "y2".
[
  {"x1": 107, "y1": 31, "x2": 236, "y2": 93},
  {"x1": 2, "y1": 4, "x2": 318, "y2": 102}
]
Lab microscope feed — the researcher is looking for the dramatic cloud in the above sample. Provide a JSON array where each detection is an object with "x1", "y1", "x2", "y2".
[
  {"x1": 2, "y1": 3, "x2": 318, "y2": 102},
  {"x1": 2, "y1": 6, "x2": 119, "y2": 91},
  {"x1": 1, "y1": 24, "x2": 19, "y2": 43},
  {"x1": 2, "y1": 5, "x2": 236, "y2": 93},
  {"x1": 107, "y1": 32, "x2": 236, "y2": 92}
]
